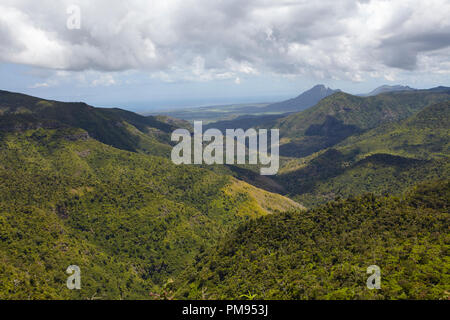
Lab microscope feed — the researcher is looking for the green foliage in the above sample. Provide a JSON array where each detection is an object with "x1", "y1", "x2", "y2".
[
  {"x1": 275, "y1": 89, "x2": 450, "y2": 158},
  {"x1": 1, "y1": 89, "x2": 448, "y2": 301},
  {"x1": 337, "y1": 100, "x2": 450, "y2": 160},
  {"x1": 0, "y1": 90, "x2": 176, "y2": 157},
  {"x1": 179, "y1": 181, "x2": 450, "y2": 300},
  {"x1": 0, "y1": 126, "x2": 285, "y2": 299},
  {"x1": 239, "y1": 290, "x2": 257, "y2": 300},
  {"x1": 278, "y1": 89, "x2": 450, "y2": 138},
  {"x1": 277, "y1": 101, "x2": 450, "y2": 207}
]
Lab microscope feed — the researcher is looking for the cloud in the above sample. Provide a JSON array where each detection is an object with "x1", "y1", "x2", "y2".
[
  {"x1": 29, "y1": 82, "x2": 50, "y2": 89},
  {"x1": 25, "y1": 69, "x2": 121, "y2": 89},
  {"x1": 0, "y1": 0, "x2": 449, "y2": 82},
  {"x1": 91, "y1": 74, "x2": 116, "y2": 87}
]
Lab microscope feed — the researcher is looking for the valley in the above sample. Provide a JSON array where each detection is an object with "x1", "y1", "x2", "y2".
[{"x1": 0, "y1": 84, "x2": 448, "y2": 300}]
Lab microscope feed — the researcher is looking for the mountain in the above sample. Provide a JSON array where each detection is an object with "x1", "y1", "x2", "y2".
[
  {"x1": 178, "y1": 180, "x2": 449, "y2": 300},
  {"x1": 0, "y1": 91, "x2": 302, "y2": 299},
  {"x1": 153, "y1": 115, "x2": 193, "y2": 131},
  {"x1": 261, "y1": 84, "x2": 339, "y2": 113},
  {"x1": 425, "y1": 85, "x2": 450, "y2": 92},
  {"x1": 361, "y1": 85, "x2": 416, "y2": 96},
  {"x1": 337, "y1": 100, "x2": 450, "y2": 160},
  {"x1": 200, "y1": 84, "x2": 339, "y2": 134},
  {"x1": 274, "y1": 87, "x2": 450, "y2": 158},
  {"x1": 150, "y1": 85, "x2": 337, "y2": 125},
  {"x1": 0, "y1": 88, "x2": 448, "y2": 300},
  {"x1": 276, "y1": 100, "x2": 450, "y2": 206},
  {"x1": 0, "y1": 90, "x2": 179, "y2": 157}
]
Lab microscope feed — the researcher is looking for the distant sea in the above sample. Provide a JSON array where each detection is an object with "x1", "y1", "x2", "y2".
[{"x1": 99, "y1": 95, "x2": 291, "y2": 114}]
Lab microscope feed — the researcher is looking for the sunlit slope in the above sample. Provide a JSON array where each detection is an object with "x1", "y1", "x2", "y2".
[
  {"x1": 0, "y1": 126, "x2": 300, "y2": 299},
  {"x1": 179, "y1": 181, "x2": 449, "y2": 300}
]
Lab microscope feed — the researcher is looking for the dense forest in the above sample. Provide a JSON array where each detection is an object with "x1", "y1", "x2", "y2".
[
  {"x1": 0, "y1": 125, "x2": 298, "y2": 299},
  {"x1": 0, "y1": 88, "x2": 448, "y2": 300},
  {"x1": 177, "y1": 181, "x2": 449, "y2": 300},
  {"x1": 276, "y1": 98, "x2": 450, "y2": 207}
]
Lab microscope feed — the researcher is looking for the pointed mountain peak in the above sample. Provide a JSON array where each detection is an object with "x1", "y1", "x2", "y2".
[
  {"x1": 264, "y1": 85, "x2": 340, "y2": 113},
  {"x1": 298, "y1": 84, "x2": 337, "y2": 97}
]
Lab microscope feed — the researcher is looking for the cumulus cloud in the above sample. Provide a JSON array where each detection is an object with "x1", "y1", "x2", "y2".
[
  {"x1": 91, "y1": 74, "x2": 116, "y2": 87},
  {"x1": 0, "y1": 0, "x2": 449, "y2": 82}
]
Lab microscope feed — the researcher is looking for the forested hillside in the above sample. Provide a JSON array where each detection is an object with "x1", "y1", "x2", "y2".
[
  {"x1": 179, "y1": 181, "x2": 449, "y2": 300},
  {"x1": 337, "y1": 100, "x2": 450, "y2": 160},
  {"x1": 277, "y1": 100, "x2": 450, "y2": 207},
  {"x1": 0, "y1": 124, "x2": 300, "y2": 299},
  {"x1": 275, "y1": 88, "x2": 450, "y2": 158},
  {"x1": 0, "y1": 90, "x2": 176, "y2": 157},
  {"x1": 1, "y1": 0, "x2": 449, "y2": 304},
  {"x1": 0, "y1": 89, "x2": 448, "y2": 300}
]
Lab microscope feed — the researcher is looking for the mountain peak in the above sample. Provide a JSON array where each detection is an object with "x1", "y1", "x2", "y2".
[
  {"x1": 364, "y1": 84, "x2": 416, "y2": 96},
  {"x1": 295, "y1": 84, "x2": 338, "y2": 98},
  {"x1": 264, "y1": 85, "x2": 339, "y2": 113},
  {"x1": 309, "y1": 84, "x2": 331, "y2": 92}
]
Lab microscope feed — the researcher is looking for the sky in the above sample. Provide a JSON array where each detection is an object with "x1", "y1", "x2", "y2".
[{"x1": 0, "y1": 0, "x2": 449, "y2": 112}]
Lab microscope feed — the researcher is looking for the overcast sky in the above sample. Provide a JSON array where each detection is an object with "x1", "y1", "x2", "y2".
[{"x1": 0, "y1": 0, "x2": 449, "y2": 111}]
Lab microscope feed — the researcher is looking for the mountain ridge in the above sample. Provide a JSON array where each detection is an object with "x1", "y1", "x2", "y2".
[
  {"x1": 274, "y1": 87, "x2": 450, "y2": 158},
  {"x1": 360, "y1": 84, "x2": 416, "y2": 96},
  {"x1": 0, "y1": 113, "x2": 302, "y2": 299},
  {"x1": 260, "y1": 84, "x2": 339, "y2": 113},
  {"x1": 277, "y1": 100, "x2": 450, "y2": 206},
  {"x1": 0, "y1": 90, "x2": 178, "y2": 157},
  {"x1": 0, "y1": 86, "x2": 448, "y2": 300}
]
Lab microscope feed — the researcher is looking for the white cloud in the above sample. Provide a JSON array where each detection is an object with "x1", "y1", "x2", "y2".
[
  {"x1": 0, "y1": 0, "x2": 449, "y2": 83},
  {"x1": 29, "y1": 82, "x2": 50, "y2": 89},
  {"x1": 91, "y1": 74, "x2": 116, "y2": 87}
]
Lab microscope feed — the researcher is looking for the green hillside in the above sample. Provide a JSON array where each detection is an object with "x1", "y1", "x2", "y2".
[
  {"x1": 0, "y1": 89, "x2": 448, "y2": 301},
  {"x1": 277, "y1": 100, "x2": 450, "y2": 207},
  {"x1": 179, "y1": 180, "x2": 449, "y2": 300},
  {"x1": 275, "y1": 88, "x2": 450, "y2": 157},
  {"x1": 337, "y1": 100, "x2": 450, "y2": 160},
  {"x1": 0, "y1": 125, "x2": 300, "y2": 299},
  {"x1": 0, "y1": 90, "x2": 177, "y2": 157}
]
